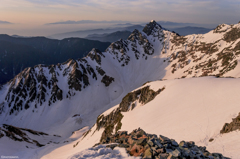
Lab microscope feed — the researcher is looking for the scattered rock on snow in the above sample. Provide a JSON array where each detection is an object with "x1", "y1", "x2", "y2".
[{"x1": 96, "y1": 128, "x2": 230, "y2": 159}]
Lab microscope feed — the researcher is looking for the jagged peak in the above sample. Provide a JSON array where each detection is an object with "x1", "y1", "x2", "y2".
[
  {"x1": 65, "y1": 59, "x2": 77, "y2": 67},
  {"x1": 87, "y1": 48, "x2": 105, "y2": 65},
  {"x1": 143, "y1": 20, "x2": 162, "y2": 36},
  {"x1": 10, "y1": 67, "x2": 33, "y2": 83},
  {"x1": 34, "y1": 64, "x2": 48, "y2": 68},
  {"x1": 61, "y1": 58, "x2": 74, "y2": 65},
  {"x1": 87, "y1": 48, "x2": 104, "y2": 58},
  {"x1": 127, "y1": 29, "x2": 141, "y2": 41},
  {"x1": 213, "y1": 23, "x2": 231, "y2": 33},
  {"x1": 89, "y1": 48, "x2": 103, "y2": 54}
]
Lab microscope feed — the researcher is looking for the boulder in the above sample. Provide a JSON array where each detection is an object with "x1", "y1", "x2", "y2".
[
  {"x1": 129, "y1": 144, "x2": 144, "y2": 157},
  {"x1": 143, "y1": 147, "x2": 152, "y2": 159},
  {"x1": 179, "y1": 141, "x2": 186, "y2": 148},
  {"x1": 171, "y1": 140, "x2": 178, "y2": 147},
  {"x1": 169, "y1": 149, "x2": 181, "y2": 157},
  {"x1": 159, "y1": 135, "x2": 171, "y2": 144},
  {"x1": 136, "y1": 138, "x2": 147, "y2": 146}
]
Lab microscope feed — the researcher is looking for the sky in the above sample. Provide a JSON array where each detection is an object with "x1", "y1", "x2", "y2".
[{"x1": 0, "y1": 0, "x2": 240, "y2": 36}]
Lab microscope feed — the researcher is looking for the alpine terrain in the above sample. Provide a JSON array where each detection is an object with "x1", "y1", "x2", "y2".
[
  {"x1": 0, "y1": 35, "x2": 110, "y2": 85},
  {"x1": 1, "y1": 20, "x2": 240, "y2": 158}
]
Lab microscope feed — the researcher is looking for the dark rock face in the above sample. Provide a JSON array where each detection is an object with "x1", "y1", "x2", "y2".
[
  {"x1": 0, "y1": 124, "x2": 49, "y2": 147},
  {"x1": 96, "y1": 66, "x2": 105, "y2": 76},
  {"x1": 49, "y1": 84, "x2": 63, "y2": 106},
  {"x1": 106, "y1": 39, "x2": 130, "y2": 66},
  {"x1": 119, "y1": 89, "x2": 141, "y2": 112},
  {"x1": 139, "y1": 86, "x2": 164, "y2": 105},
  {"x1": 223, "y1": 28, "x2": 240, "y2": 42},
  {"x1": 234, "y1": 41, "x2": 240, "y2": 53},
  {"x1": 0, "y1": 102, "x2": 4, "y2": 114},
  {"x1": 4, "y1": 64, "x2": 64, "y2": 114},
  {"x1": 5, "y1": 68, "x2": 39, "y2": 115},
  {"x1": 119, "y1": 86, "x2": 165, "y2": 112},
  {"x1": 96, "y1": 110, "x2": 123, "y2": 142},
  {"x1": 93, "y1": 85, "x2": 165, "y2": 143},
  {"x1": 213, "y1": 24, "x2": 228, "y2": 33},
  {"x1": 101, "y1": 75, "x2": 114, "y2": 87},
  {"x1": 66, "y1": 58, "x2": 98, "y2": 94},
  {"x1": 220, "y1": 112, "x2": 240, "y2": 134},
  {"x1": 96, "y1": 128, "x2": 229, "y2": 159},
  {"x1": 128, "y1": 29, "x2": 156, "y2": 59},
  {"x1": 68, "y1": 60, "x2": 84, "y2": 91},
  {"x1": 143, "y1": 20, "x2": 162, "y2": 36},
  {"x1": 87, "y1": 48, "x2": 105, "y2": 65}
]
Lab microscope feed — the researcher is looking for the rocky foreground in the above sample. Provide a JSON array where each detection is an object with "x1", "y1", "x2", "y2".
[{"x1": 95, "y1": 128, "x2": 229, "y2": 159}]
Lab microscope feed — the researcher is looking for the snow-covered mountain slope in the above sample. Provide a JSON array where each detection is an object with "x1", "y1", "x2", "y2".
[
  {"x1": 0, "y1": 124, "x2": 62, "y2": 158},
  {"x1": 120, "y1": 77, "x2": 240, "y2": 158},
  {"x1": 0, "y1": 21, "x2": 165, "y2": 134},
  {"x1": 1, "y1": 20, "x2": 240, "y2": 158},
  {"x1": 73, "y1": 77, "x2": 240, "y2": 159}
]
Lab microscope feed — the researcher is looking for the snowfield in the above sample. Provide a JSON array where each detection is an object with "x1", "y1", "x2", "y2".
[
  {"x1": 68, "y1": 144, "x2": 140, "y2": 159},
  {"x1": 41, "y1": 77, "x2": 240, "y2": 159},
  {"x1": 120, "y1": 77, "x2": 240, "y2": 158}
]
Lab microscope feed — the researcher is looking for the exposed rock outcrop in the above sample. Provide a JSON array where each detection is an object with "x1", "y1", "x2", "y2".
[
  {"x1": 87, "y1": 48, "x2": 105, "y2": 65},
  {"x1": 92, "y1": 85, "x2": 165, "y2": 142},
  {"x1": 96, "y1": 128, "x2": 229, "y2": 159},
  {"x1": 223, "y1": 27, "x2": 240, "y2": 42},
  {"x1": 119, "y1": 86, "x2": 165, "y2": 112},
  {"x1": 143, "y1": 20, "x2": 162, "y2": 36},
  {"x1": 101, "y1": 75, "x2": 115, "y2": 87},
  {"x1": 0, "y1": 124, "x2": 49, "y2": 147},
  {"x1": 220, "y1": 112, "x2": 240, "y2": 134}
]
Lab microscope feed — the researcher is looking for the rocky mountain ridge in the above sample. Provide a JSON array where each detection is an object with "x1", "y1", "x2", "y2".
[
  {"x1": 1, "y1": 20, "x2": 240, "y2": 134},
  {"x1": 0, "y1": 35, "x2": 110, "y2": 85},
  {"x1": 0, "y1": 124, "x2": 60, "y2": 148},
  {"x1": 0, "y1": 21, "x2": 165, "y2": 130}
]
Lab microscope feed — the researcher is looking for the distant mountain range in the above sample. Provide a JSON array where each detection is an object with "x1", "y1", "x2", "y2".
[
  {"x1": 0, "y1": 20, "x2": 12, "y2": 24},
  {"x1": 0, "y1": 34, "x2": 110, "y2": 85},
  {"x1": 85, "y1": 31, "x2": 132, "y2": 42},
  {"x1": 84, "y1": 26, "x2": 212, "y2": 42},
  {"x1": 170, "y1": 26, "x2": 212, "y2": 35},
  {"x1": 156, "y1": 20, "x2": 196, "y2": 27},
  {"x1": 48, "y1": 25, "x2": 144, "y2": 39},
  {"x1": 45, "y1": 20, "x2": 131, "y2": 25},
  {"x1": 49, "y1": 23, "x2": 212, "y2": 41}
]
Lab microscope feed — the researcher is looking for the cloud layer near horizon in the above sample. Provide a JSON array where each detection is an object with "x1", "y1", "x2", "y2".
[
  {"x1": 0, "y1": 0, "x2": 239, "y2": 35},
  {"x1": 45, "y1": 20, "x2": 131, "y2": 25},
  {"x1": 1, "y1": 0, "x2": 240, "y2": 24}
]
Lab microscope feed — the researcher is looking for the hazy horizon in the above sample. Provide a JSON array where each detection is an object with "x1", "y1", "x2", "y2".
[{"x1": 0, "y1": 0, "x2": 240, "y2": 36}]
